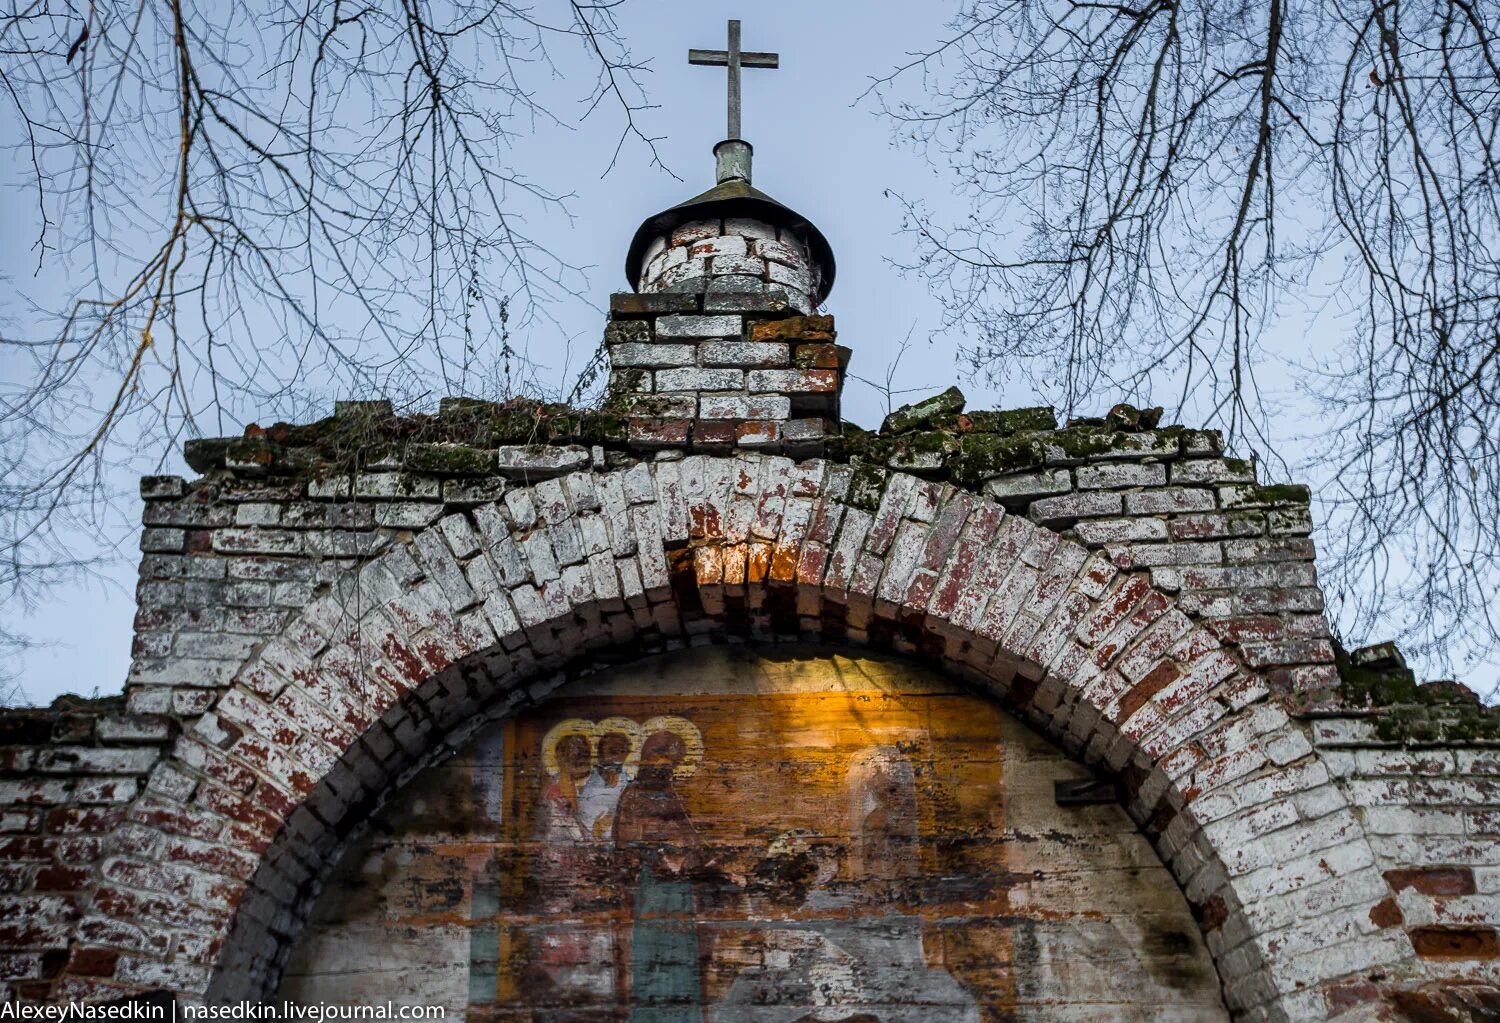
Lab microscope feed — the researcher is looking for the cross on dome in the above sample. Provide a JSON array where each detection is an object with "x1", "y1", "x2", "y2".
[{"x1": 688, "y1": 19, "x2": 779, "y2": 142}]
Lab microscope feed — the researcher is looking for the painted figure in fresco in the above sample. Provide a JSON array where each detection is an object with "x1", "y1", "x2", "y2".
[
  {"x1": 847, "y1": 748, "x2": 919, "y2": 894},
  {"x1": 533, "y1": 723, "x2": 617, "y2": 1007},
  {"x1": 541, "y1": 729, "x2": 594, "y2": 841},
  {"x1": 717, "y1": 746, "x2": 980, "y2": 1023},
  {"x1": 613, "y1": 721, "x2": 707, "y2": 1023},
  {"x1": 580, "y1": 718, "x2": 641, "y2": 839}
]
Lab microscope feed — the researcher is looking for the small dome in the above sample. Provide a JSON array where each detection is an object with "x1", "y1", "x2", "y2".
[{"x1": 625, "y1": 177, "x2": 836, "y2": 305}]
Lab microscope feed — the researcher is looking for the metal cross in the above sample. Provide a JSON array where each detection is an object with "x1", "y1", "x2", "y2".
[{"x1": 689, "y1": 19, "x2": 779, "y2": 141}]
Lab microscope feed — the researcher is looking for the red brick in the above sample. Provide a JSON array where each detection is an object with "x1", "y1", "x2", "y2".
[
  {"x1": 792, "y1": 343, "x2": 841, "y2": 369},
  {"x1": 1368, "y1": 897, "x2": 1404, "y2": 928},
  {"x1": 748, "y1": 315, "x2": 834, "y2": 342},
  {"x1": 33, "y1": 865, "x2": 91, "y2": 891},
  {"x1": 1205, "y1": 615, "x2": 1287, "y2": 644},
  {"x1": 795, "y1": 543, "x2": 828, "y2": 586},
  {"x1": 628, "y1": 418, "x2": 691, "y2": 448},
  {"x1": 1115, "y1": 661, "x2": 1182, "y2": 724},
  {"x1": 45, "y1": 807, "x2": 124, "y2": 834},
  {"x1": 1384, "y1": 867, "x2": 1476, "y2": 897},
  {"x1": 1077, "y1": 576, "x2": 1150, "y2": 646},
  {"x1": 66, "y1": 948, "x2": 119, "y2": 978},
  {"x1": 1410, "y1": 926, "x2": 1500, "y2": 959},
  {"x1": 735, "y1": 421, "x2": 778, "y2": 448},
  {"x1": 691, "y1": 421, "x2": 735, "y2": 452},
  {"x1": 1324, "y1": 982, "x2": 1384, "y2": 1015}
]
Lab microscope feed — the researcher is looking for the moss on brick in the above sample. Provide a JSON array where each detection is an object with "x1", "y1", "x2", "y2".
[
  {"x1": 403, "y1": 443, "x2": 493, "y2": 475},
  {"x1": 880, "y1": 387, "x2": 966, "y2": 435},
  {"x1": 846, "y1": 462, "x2": 890, "y2": 513},
  {"x1": 948, "y1": 433, "x2": 1048, "y2": 484},
  {"x1": 1335, "y1": 641, "x2": 1498, "y2": 744},
  {"x1": 888, "y1": 432, "x2": 959, "y2": 473},
  {"x1": 577, "y1": 412, "x2": 629, "y2": 444},
  {"x1": 1336, "y1": 642, "x2": 1418, "y2": 705},
  {"x1": 963, "y1": 407, "x2": 1058, "y2": 435},
  {"x1": 1046, "y1": 429, "x2": 1118, "y2": 460},
  {"x1": 1370, "y1": 705, "x2": 1500, "y2": 745},
  {"x1": 1242, "y1": 483, "x2": 1312, "y2": 505}
]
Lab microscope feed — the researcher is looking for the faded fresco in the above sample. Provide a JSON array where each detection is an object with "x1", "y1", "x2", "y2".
[{"x1": 280, "y1": 648, "x2": 1228, "y2": 1021}]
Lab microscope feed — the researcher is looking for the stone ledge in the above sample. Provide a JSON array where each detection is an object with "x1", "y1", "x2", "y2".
[{"x1": 1307, "y1": 641, "x2": 1499, "y2": 744}]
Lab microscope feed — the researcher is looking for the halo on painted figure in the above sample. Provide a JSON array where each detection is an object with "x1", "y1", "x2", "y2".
[
  {"x1": 541, "y1": 719, "x2": 598, "y2": 777},
  {"x1": 594, "y1": 716, "x2": 646, "y2": 777},
  {"x1": 640, "y1": 715, "x2": 704, "y2": 781}
]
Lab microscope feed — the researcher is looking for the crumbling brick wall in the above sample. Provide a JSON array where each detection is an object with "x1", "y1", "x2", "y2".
[
  {"x1": 0, "y1": 699, "x2": 175, "y2": 998},
  {"x1": 0, "y1": 289, "x2": 1496, "y2": 1021}
]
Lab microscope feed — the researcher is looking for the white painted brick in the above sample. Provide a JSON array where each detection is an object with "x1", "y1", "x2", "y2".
[
  {"x1": 699, "y1": 341, "x2": 788, "y2": 367},
  {"x1": 689, "y1": 234, "x2": 746, "y2": 259},
  {"x1": 724, "y1": 217, "x2": 775, "y2": 240},
  {"x1": 1362, "y1": 804, "x2": 1467, "y2": 835},
  {"x1": 670, "y1": 219, "x2": 720, "y2": 246},
  {"x1": 655, "y1": 367, "x2": 745, "y2": 391},
  {"x1": 609, "y1": 343, "x2": 697, "y2": 367},
  {"x1": 655, "y1": 314, "x2": 743, "y2": 339},
  {"x1": 698, "y1": 395, "x2": 792, "y2": 420}
]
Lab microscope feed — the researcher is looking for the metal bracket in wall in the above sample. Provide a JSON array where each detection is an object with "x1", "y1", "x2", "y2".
[{"x1": 1054, "y1": 778, "x2": 1118, "y2": 806}]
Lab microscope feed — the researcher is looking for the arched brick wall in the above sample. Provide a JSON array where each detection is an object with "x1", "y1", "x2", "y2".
[{"x1": 54, "y1": 456, "x2": 1410, "y2": 1020}]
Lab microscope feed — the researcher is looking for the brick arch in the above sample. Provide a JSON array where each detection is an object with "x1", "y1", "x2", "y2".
[{"x1": 67, "y1": 455, "x2": 1397, "y2": 1020}]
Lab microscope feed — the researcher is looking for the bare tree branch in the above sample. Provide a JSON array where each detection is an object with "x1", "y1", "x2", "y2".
[
  {"x1": 870, "y1": 0, "x2": 1500, "y2": 693},
  {"x1": 0, "y1": 0, "x2": 662, "y2": 683}
]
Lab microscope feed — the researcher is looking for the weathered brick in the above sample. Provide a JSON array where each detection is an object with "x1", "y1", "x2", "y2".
[
  {"x1": 982, "y1": 469, "x2": 1071, "y2": 503},
  {"x1": 654, "y1": 368, "x2": 745, "y2": 391},
  {"x1": 140, "y1": 529, "x2": 185, "y2": 553},
  {"x1": 1029, "y1": 491, "x2": 1123, "y2": 525},
  {"x1": 442, "y1": 478, "x2": 506, "y2": 505},
  {"x1": 608, "y1": 343, "x2": 697, "y2": 368},
  {"x1": 697, "y1": 395, "x2": 792, "y2": 421},
  {"x1": 353, "y1": 472, "x2": 440, "y2": 500},
  {"x1": 670, "y1": 219, "x2": 720, "y2": 246},
  {"x1": 374, "y1": 503, "x2": 443, "y2": 529},
  {"x1": 765, "y1": 260, "x2": 814, "y2": 292},
  {"x1": 620, "y1": 394, "x2": 698, "y2": 419},
  {"x1": 702, "y1": 290, "x2": 795, "y2": 314},
  {"x1": 698, "y1": 341, "x2": 789, "y2": 367},
  {"x1": 1171, "y1": 458, "x2": 1256, "y2": 484},
  {"x1": 609, "y1": 292, "x2": 698, "y2": 316},
  {"x1": 1074, "y1": 518, "x2": 1169, "y2": 544},
  {"x1": 140, "y1": 476, "x2": 186, "y2": 500},
  {"x1": 689, "y1": 234, "x2": 747, "y2": 259},
  {"x1": 655, "y1": 314, "x2": 743, "y2": 339},
  {"x1": 1075, "y1": 463, "x2": 1167, "y2": 489},
  {"x1": 628, "y1": 418, "x2": 692, "y2": 448},
  {"x1": 494, "y1": 446, "x2": 589, "y2": 480},
  {"x1": 746, "y1": 369, "x2": 838, "y2": 393},
  {"x1": 1106, "y1": 541, "x2": 1223, "y2": 568},
  {"x1": 1124, "y1": 488, "x2": 1216, "y2": 515}
]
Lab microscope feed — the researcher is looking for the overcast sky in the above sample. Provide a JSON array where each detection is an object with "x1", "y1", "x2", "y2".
[{"x1": 2, "y1": 1, "x2": 1493, "y2": 703}]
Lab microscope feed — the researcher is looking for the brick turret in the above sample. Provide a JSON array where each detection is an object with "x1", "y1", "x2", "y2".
[{"x1": 608, "y1": 141, "x2": 845, "y2": 456}]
